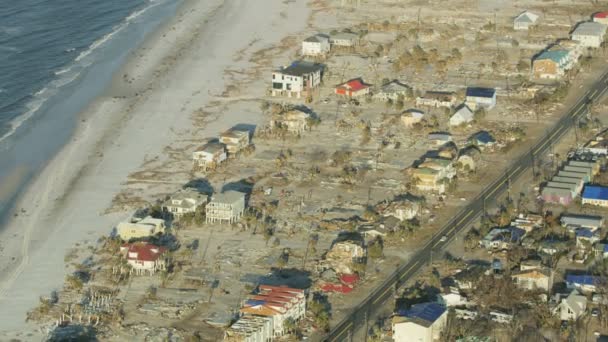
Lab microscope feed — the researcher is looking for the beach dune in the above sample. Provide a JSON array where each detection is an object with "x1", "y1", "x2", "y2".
[{"x1": 0, "y1": 0, "x2": 310, "y2": 336}]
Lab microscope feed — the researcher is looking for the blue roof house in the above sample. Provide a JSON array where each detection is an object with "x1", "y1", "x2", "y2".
[
  {"x1": 465, "y1": 87, "x2": 496, "y2": 110},
  {"x1": 468, "y1": 130, "x2": 496, "y2": 149},
  {"x1": 393, "y1": 302, "x2": 448, "y2": 342},
  {"x1": 566, "y1": 274, "x2": 604, "y2": 293},
  {"x1": 582, "y1": 185, "x2": 608, "y2": 207},
  {"x1": 575, "y1": 228, "x2": 600, "y2": 248}
]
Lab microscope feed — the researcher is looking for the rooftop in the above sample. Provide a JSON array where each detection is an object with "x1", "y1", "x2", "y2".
[
  {"x1": 595, "y1": 11, "x2": 608, "y2": 19},
  {"x1": 572, "y1": 21, "x2": 607, "y2": 37},
  {"x1": 466, "y1": 87, "x2": 496, "y2": 98},
  {"x1": 121, "y1": 243, "x2": 166, "y2": 262},
  {"x1": 582, "y1": 185, "x2": 608, "y2": 200},
  {"x1": 278, "y1": 61, "x2": 324, "y2": 76},
  {"x1": 515, "y1": 11, "x2": 539, "y2": 23},
  {"x1": 196, "y1": 141, "x2": 225, "y2": 153},
  {"x1": 420, "y1": 91, "x2": 455, "y2": 100},
  {"x1": 210, "y1": 190, "x2": 245, "y2": 205},
  {"x1": 469, "y1": 130, "x2": 496, "y2": 144},
  {"x1": 396, "y1": 302, "x2": 446, "y2": 327},
  {"x1": 336, "y1": 78, "x2": 370, "y2": 91},
  {"x1": 304, "y1": 33, "x2": 329, "y2": 43},
  {"x1": 535, "y1": 50, "x2": 569, "y2": 64},
  {"x1": 566, "y1": 274, "x2": 604, "y2": 286}
]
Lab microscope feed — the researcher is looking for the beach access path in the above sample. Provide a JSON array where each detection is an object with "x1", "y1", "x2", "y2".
[{"x1": 0, "y1": 0, "x2": 311, "y2": 336}]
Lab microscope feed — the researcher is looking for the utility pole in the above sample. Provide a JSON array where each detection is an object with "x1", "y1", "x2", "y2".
[{"x1": 506, "y1": 170, "x2": 512, "y2": 202}]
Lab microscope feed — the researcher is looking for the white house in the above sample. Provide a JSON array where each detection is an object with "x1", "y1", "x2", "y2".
[
  {"x1": 465, "y1": 87, "x2": 496, "y2": 110},
  {"x1": 553, "y1": 290, "x2": 587, "y2": 321},
  {"x1": 120, "y1": 242, "x2": 167, "y2": 275},
  {"x1": 571, "y1": 21, "x2": 607, "y2": 48},
  {"x1": 271, "y1": 61, "x2": 324, "y2": 98},
  {"x1": 206, "y1": 191, "x2": 246, "y2": 224},
  {"x1": 393, "y1": 302, "x2": 447, "y2": 342},
  {"x1": 373, "y1": 80, "x2": 412, "y2": 101},
  {"x1": 162, "y1": 188, "x2": 208, "y2": 219},
  {"x1": 301, "y1": 33, "x2": 330, "y2": 56},
  {"x1": 416, "y1": 91, "x2": 456, "y2": 108},
  {"x1": 329, "y1": 32, "x2": 358, "y2": 47},
  {"x1": 513, "y1": 11, "x2": 539, "y2": 30},
  {"x1": 193, "y1": 141, "x2": 227, "y2": 171},
  {"x1": 117, "y1": 216, "x2": 166, "y2": 241},
  {"x1": 449, "y1": 104, "x2": 474, "y2": 126},
  {"x1": 239, "y1": 285, "x2": 306, "y2": 337}
]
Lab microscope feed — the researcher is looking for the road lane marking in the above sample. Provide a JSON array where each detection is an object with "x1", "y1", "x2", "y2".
[
  {"x1": 590, "y1": 89, "x2": 599, "y2": 99},
  {"x1": 534, "y1": 125, "x2": 566, "y2": 154},
  {"x1": 446, "y1": 210, "x2": 475, "y2": 235},
  {"x1": 330, "y1": 322, "x2": 353, "y2": 342},
  {"x1": 400, "y1": 261, "x2": 420, "y2": 280}
]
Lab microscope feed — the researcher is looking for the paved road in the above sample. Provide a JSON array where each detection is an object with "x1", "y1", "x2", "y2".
[{"x1": 324, "y1": 71, "x2": 608, "y2": 342}]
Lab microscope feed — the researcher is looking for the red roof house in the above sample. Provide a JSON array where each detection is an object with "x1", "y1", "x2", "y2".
[
  {"x1": 335, "y1": 78, "x2": 371, "y2": 97},
  {"x1": 594, "y1": 11, "x2": 608, "y2": 24},
  {"x1": 120, "y1": 242, "x2": 167, "y2": 274}
]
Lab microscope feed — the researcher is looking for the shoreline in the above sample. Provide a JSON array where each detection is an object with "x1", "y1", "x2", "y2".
[{"x1": 0, "y1": 0, "x2": 312, "y2": 336}]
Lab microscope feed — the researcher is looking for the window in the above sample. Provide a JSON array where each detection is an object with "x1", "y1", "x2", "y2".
[{"x1": 272, "y1": 82, "x2": 283, "y2": 90}]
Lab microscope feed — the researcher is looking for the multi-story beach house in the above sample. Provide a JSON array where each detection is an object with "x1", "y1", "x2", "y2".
[
  {"x1": 301, "y1": 33, "x2": 330, "y2": 56},
  {"x1": 120, "y1": 242, "x2": 167, "y2": 275},
  {"x1": 162, "y1": 188, "x2": 207, "y2": 219},
  {"x1": 571, "y1": 21, "x2": 607, "y2": 48},
  {"x1": 238, "y1": 285, "x2": 306, "y2": 337},
  {"x1": 219, "y1": 127, "x2": 251, "y2": 155},
  {"x1": 271, "y1": 61, "x2": 324, "y2": 98},
  {"x1": 205, "y1": 191, "x2": 246, "y2": 224},
  {"x1": 270, "y1": 108, "x2": 313, "y2": 135},
  {"x1": 192, "y1": 141, "x2": 227, "y2": 171}
]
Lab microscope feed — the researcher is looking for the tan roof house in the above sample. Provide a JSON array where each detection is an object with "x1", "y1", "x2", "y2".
[
  {"x1": 219, "y1": 128, "x2": 251, "y2": 155},
  {"x1": 270, "y1": 108, "x2": 313, "y2": 134},
  {"x1": 193, "y1": 141, "x2": 227, "y2": 171},
  {"x1": 117, "y1": 216, "x2": 166, "y2": 241},
  {"x1": 511, "y1": 267, "x2": 554, "y2": 291},
  {"x1": 457, "y1": 146, "x2": 481, "y2": 172},
  {"x1": 411, "y1": 167, "x2": 444, "y2": 193},
  {"x1": 205, "y1": 191, "x2": 246, "y2": 224}
]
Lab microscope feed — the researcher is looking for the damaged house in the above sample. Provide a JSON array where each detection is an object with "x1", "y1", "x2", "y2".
[{"x1": 324, "y1": 233, "x2": 367, "y2": 275}]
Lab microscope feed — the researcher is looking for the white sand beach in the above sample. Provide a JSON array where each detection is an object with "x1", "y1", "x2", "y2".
[{"x1": 0, "y1": 0, "x2": 311, "y2": 336}]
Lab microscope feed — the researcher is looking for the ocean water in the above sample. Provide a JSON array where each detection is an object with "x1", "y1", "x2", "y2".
[{"x1": 0, "y1": 0, "x2": 181, "y2": 223}]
